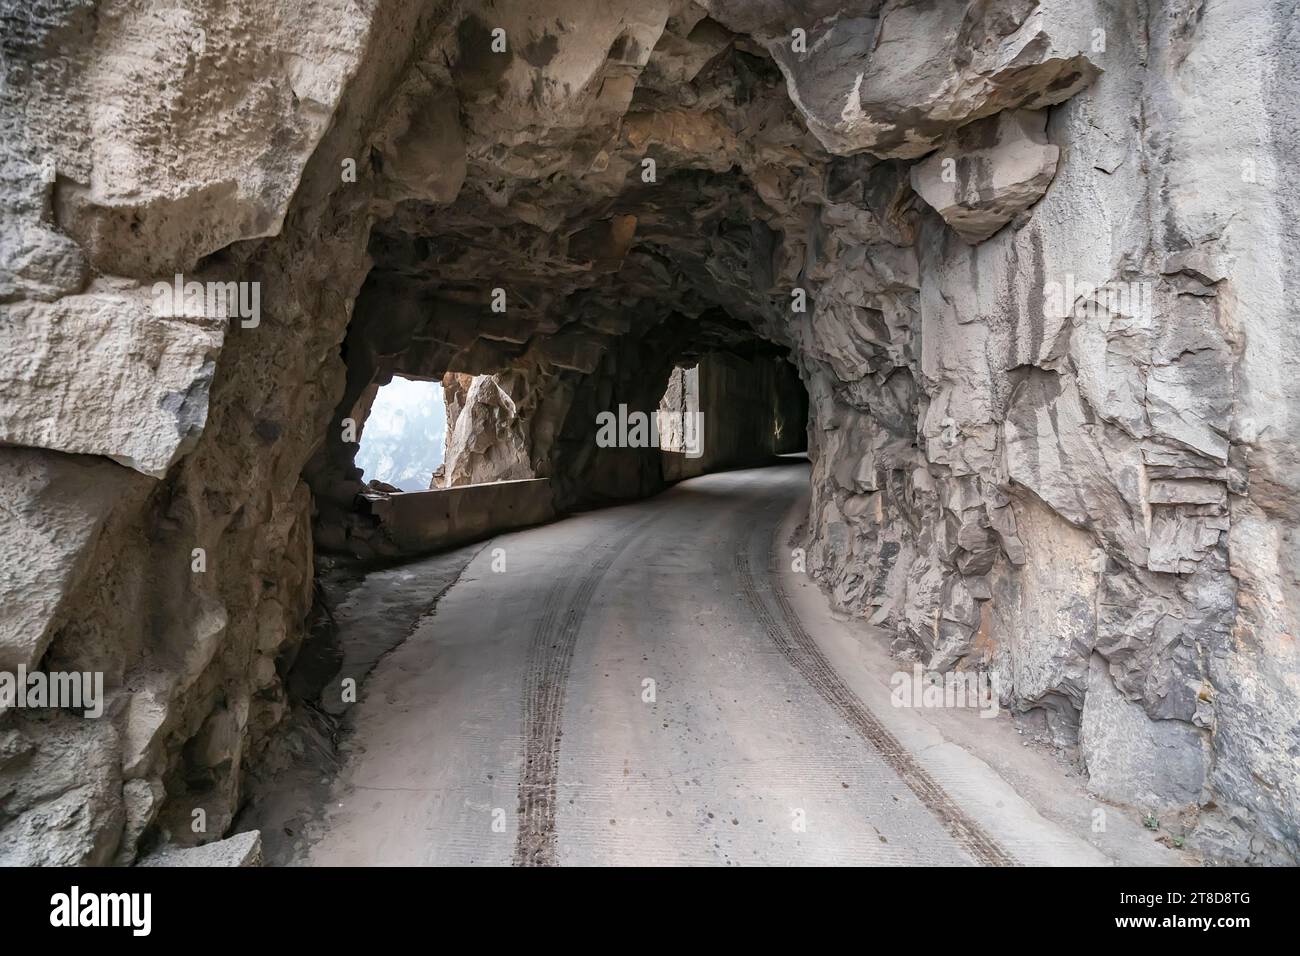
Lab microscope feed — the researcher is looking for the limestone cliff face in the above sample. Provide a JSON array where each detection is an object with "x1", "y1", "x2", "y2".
[{"x1": 1, "y1": 0, "x2": 1297, "y2": 864}]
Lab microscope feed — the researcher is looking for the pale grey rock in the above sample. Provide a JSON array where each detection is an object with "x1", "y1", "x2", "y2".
[
  {"x1": 768, "y1": 1, "x2": 1100, "y2": 158},
  {"x1": 0, "y1": 449, "x2": 148, "y2": 674},
  {"x1": 442, "y1": 373, "x2": 537, "y2": 487},
  {"x1": 1148, "y1": 509, "x2": 1228, "y2": 574},
  {"x1": 0, "y1": 223, "x2": 89, "y2": 302},
  {"x1": 987, "y1": 495, "x2": 1096, "y2": 742},
  {"x1": 0, "y1": 282, "x2": 225, "y2": 478},
  {"x1": 448, "y1": 0, "x2": 673, "y2": 185},
  {"x1": 1002, "y1": 371, "x2": 1147, "y2": 561},
  {"x1": 910, "y1": 110, "x2": 1060, "y2": 244},
  {"x1": 32, "y1": 0, "x2": 375, "y2": 277},
  {"x1": 0, "y1": 139, "x2": 88, "y2": 302},
  {"x1": 1080, "y1": 654, "x2": 1208, "y2": 812},
  {"x1": 1094, "y1": 563, "x2": 1225, "y2": 726},
  {"x1": 113, "y1": 778, "x2": 165, "y2": 867},
  {"x1": 0, "y1": 716, "x2": 124, "y2": 867},
  {"x1": 138, "y1": 829, "x2": 263, "y2": 868},
  {"x1": 1146, "y1": 355, "x2": 1232, "y2": 464},
  {"x1": 1149, "y1": 479, "x2": 1227, "y2": 508},
  {"x1": 1162, "y1": 249, "x2": 1229, "y2": 286},
  {"x1": 120, "y1": 685, "x2": 172, "y2": 780}
]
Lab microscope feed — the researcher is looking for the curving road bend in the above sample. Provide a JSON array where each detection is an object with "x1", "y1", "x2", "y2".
[{"x1": 304, "y1": 463, "x2": 1129, "y2": 867}]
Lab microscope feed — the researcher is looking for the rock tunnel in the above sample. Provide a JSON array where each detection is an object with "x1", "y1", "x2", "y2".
[{"x1": 1, "y1": 0, "x2": 1298, "y2": 868}]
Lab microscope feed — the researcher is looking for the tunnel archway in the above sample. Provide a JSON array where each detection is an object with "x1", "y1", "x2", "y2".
[{"x1": 303, "y1": 258, "x2": 811, "y2": 562}]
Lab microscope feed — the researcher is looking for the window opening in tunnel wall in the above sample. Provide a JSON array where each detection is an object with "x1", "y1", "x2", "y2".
[
  {"x1": 354, "y1": 375, "x2": 447, "y2": 492},
  {"x1": 657, "y1": 364, "x2": 703, "y2": 458},
  {"x1": 437, "y1": 371, "x2": 537, "y2": 488}
]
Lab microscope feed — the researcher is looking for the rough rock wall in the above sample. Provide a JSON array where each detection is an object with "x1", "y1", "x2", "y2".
[
  {"x1": 791, "y1": 0, "x2": 1299, "y2": 862},
  {"x1": 1, "y1": 0, "x2": 455, "y2": 863},
  {"x1": 441, "y1": 372, "x2": 537, "y2": 487},
  {"x1": 2, "y1": 0, "x2": 1296, "y2": 865}
]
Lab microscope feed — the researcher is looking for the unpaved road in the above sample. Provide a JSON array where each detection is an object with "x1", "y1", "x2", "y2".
[{"x1": 303, "y1": 462, "x2": 1180, "y2": 867}]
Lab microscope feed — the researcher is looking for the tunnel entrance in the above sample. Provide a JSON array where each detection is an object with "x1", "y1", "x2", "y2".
[{"x1": 305, "y1": 301, "x2": 810, "y2": 562}]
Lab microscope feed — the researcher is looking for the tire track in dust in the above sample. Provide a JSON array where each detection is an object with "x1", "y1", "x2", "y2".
[
  {"x1": 734, "y1": 497, "x2": 1017, "y2": 867},
  {"x1": 513, "y1": 512, "x2": 658, "y2": 866}
]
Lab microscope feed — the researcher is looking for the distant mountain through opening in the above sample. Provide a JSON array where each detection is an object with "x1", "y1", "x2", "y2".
[{"x1": 355, "y1": 376, "x2": 447, "y2": 491}]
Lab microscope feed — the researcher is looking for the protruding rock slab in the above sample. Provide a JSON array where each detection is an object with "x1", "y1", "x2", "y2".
[
  {"x1": 0, "y1": 448, "x2": 150, "y2": 673},
  {"x1": 768, "y1": 2, "x2": 1098, "y2": 158},
  {"x1": 138, "y1": 829, "x2": 263, "y2": 867},
  {"x1": 1080, "y1": 655, "x2": 1208, "y2": 812},
  {"x1": 0, "y1": 282, "x2": 225, "y2": 478},
  {"x1": 44, "y1": 0, "x2": 374, "y2": 276},
  {"x1": 910, "y1": 110, "x2": 1060, "y2": 244}
]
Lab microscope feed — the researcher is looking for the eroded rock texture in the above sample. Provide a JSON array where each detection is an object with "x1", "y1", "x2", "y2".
[
  {"x1": 439, "y1": 372, "x2": 537, "y2": 488},
  {"x1": 1, "y1": 0, "x2": 1297, "y2": 864}
]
